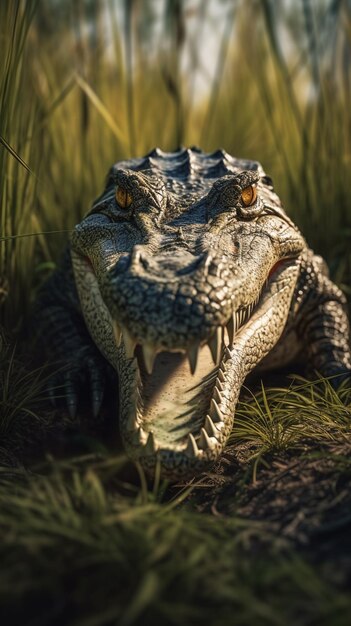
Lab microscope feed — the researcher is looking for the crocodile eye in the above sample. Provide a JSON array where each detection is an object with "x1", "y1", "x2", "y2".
[
  {"x1": 240, "y1": 185, "x2": 257, "y2": 207},
  {"x1": 115, "y1": 186, "x2": 132, "y2": 209}
]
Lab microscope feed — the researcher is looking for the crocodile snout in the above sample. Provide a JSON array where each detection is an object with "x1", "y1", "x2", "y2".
[{"x1": 102, "y1": 247, "x2": 232, "y2": 351}]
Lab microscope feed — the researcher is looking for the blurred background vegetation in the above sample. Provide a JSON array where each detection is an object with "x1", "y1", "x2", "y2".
[{"x1": 1, "y1": 0, "x2": 351, "y2": 332}]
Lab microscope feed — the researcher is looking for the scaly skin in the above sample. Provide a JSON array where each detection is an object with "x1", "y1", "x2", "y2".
[{"x1": 34, "y1": 148, "x2": 351, "y2": 479}]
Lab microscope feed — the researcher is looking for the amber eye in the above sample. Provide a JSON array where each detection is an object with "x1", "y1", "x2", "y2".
[
  {"x1": 115, "y1": 186, "x2": 132, "y2": 209},
  {"x1": 240, "y1": 185, "x2": 257, "y2": 207}
]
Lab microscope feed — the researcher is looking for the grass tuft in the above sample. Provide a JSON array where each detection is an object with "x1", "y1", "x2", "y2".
[{"x1": 234, "y1": 376, "x2": 351, "y2": 456}]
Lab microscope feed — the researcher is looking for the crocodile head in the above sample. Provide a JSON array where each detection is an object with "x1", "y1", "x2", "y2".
[{"x1": 71, "y1": 148, "x2": 305, "y2": 479}]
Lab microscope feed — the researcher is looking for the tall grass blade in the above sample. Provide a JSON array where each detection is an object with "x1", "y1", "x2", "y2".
[
  {"x1": 75, "y1": 73, "x2": 127, "y2": 147},
  {"x1": 0, "y1": 136, "x2": 32, "y2": 174}
]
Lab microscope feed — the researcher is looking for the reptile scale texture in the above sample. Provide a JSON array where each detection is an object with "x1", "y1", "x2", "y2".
[{"x1": 35, "y1": 148, "x2": 351, "y2": 478}]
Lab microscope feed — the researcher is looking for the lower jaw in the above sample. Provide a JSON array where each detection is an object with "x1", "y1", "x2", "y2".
[{"x1": 119, "y1": 343, "x2": 237, "y2": 479}]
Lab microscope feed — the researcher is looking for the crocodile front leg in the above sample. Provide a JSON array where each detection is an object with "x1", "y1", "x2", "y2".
[
  {"x1": 295, "y1": 251, "x2": 351, "y2": 383},
  {"x1": 33, "y1": 248, "x2": 112, "y2": 417}
]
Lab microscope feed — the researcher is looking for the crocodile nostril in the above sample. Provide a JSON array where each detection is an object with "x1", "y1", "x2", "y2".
[
  {"x1": 177, "y1": 252, "x2": 211, "y2": 276},
  {"x1": 113, "y1": 250, "x2": 150, "y2": 276}
]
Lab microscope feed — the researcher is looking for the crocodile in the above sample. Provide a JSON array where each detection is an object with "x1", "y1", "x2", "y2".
[{"x1": 35, "y1": 148, "x2": 351, "y2": 479}]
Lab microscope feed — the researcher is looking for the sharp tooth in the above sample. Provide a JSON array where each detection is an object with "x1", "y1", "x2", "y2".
[
  {"x1": 226, "y1": 315, "x2": 235, "y2": 345},
  {"x1": 208, "y1": 327, "x2": 222, "y2": 365},
  {"x1": 224, "y1": 347, "x2": 231, "y2": 360},
  {"x1": 142, "y1": 342, "x2": 157, "y2": 374},
  {"x1": 122, "y1": 327, "x2": 137, "y2": 358},
  {"x1": 185, "y1": 433, "x2": 199, "y2": 458},
  {"x1": 218, "y1": 370, "x2": 225, "y2": 383},
  {"x1": 144, "y1": 432, "x2": 157, "y2": 454},
  {"x1": 198, "y1": 427, "x2": 216, "y2": 450},
  {"x1": 204, "y1": 415, "x2": 218, "y2": 437},
  {"x1": 216, "y1": 379, "x2": 224, "y2": 391},
  {"x1": 237, "y1": 311, "x2": 241, "y2": 326},
  {"x1": 113, "y1": 321, "x2": 122, "y2": 347},
  {"x1": 187, "y1": 342, "x2": 199, "y2": 375},
  {"x1": 209, "y1": 398, "x2": 223, "y2": 423},
  {"x1": 213, "y1": 387, "x2": 221, "y2": 403},
  {"x1": 133, "y1": 426, "x2": 147, "y2": 444}
]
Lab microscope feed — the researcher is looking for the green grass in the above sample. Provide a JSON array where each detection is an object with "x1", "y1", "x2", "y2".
[
  {"x1": 0, "y1": 449, "x2": 350, "y2": 626},
  {"x1": 234, "y1": 377, "x2": 351, "y2": 453},
  {"x1": 2, "y1": 1, "x2": 351, "y2": 624}
]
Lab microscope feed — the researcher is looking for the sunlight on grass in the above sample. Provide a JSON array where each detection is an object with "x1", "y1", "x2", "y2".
[{"x1": 233, "y1": 376, "x2": 351, "y2": 455}]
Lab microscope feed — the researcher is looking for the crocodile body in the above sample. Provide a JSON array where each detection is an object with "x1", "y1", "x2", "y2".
[{"x1": 35, "y1": 148, "x2": 351, "y2": 478}]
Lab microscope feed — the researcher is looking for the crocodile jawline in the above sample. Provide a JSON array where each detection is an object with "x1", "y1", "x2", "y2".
[{"x1": 72, "y1": 250, "x2": 298, "y2": 477}]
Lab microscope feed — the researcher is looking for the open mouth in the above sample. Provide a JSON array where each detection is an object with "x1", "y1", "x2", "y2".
[
  {"x1": 71, "y1": 248, "x2": 298, "y2": 477},
  {"x1": 114, "y1": 257, "x2": 295, "y2": 472}
]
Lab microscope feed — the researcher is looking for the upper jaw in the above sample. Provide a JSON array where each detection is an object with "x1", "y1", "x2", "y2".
[
  {"x1": 102, "y1": 248, "x2": 267, "y2": 354},
  {"x1": 111, "y1": 293, "x2": 260, "y2": 375}
]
